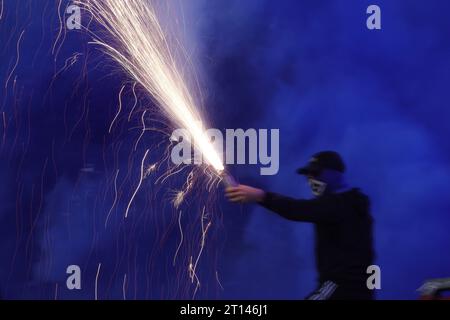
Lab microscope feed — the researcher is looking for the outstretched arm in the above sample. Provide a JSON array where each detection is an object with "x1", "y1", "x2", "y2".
[{"x1": 226, "y1": 185, "x2": 340, "y2": 224}]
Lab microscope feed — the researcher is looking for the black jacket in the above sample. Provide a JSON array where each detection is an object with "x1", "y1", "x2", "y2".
[{"x1": 260, "y1": 188, "x2": 374, "y2": 285}]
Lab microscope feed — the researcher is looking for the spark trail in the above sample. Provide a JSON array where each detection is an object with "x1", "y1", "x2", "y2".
[
  {"x1": 125, "y1": 148, "x2": 150, "y2": 218},
  {"x1": 5, "y1": 30, "x2": 25, "y2": 90},
  {"x1": 95, "y1": 262, "x2": 102, "y2": 300}
]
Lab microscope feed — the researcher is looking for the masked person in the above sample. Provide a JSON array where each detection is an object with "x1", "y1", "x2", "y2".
[{"x1": 226, "y1": 151, "x2": 375, "y2": 300}]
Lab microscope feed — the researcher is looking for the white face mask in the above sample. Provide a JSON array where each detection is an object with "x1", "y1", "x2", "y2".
[{"x1": 308, "y1": 178, "x2": 327, "y2": 196}]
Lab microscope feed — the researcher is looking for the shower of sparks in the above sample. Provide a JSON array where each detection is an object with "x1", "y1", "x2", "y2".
[
  {"x1": 124, "y1": 149, "x2": 150, "y2": 218},
  {"x1": 0, "y1": 0, "x2": 227, "y2": 300},
  {"x1": 74, "y1": 0, "x2": 225, "y2": 172}
]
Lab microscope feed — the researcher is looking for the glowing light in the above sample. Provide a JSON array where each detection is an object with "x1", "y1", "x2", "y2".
[{"x1": 76, "y1": 0, "x2": 225, "y2": 172}]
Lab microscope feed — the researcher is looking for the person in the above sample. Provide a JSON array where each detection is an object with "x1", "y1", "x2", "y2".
[{"x1": 226, "y1": 151, "x2": 375, "y2": 300}]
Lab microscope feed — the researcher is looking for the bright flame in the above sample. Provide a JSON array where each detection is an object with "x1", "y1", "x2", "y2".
[{"x1": 76, "y1": 0, "x2": 224, "y2": 172}]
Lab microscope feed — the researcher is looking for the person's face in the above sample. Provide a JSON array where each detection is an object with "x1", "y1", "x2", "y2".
[{"x1": 307, "y1": 174, "x2": 327, "y2": 197}]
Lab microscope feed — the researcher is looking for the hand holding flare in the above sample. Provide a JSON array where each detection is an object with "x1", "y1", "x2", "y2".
[{"x1": 225, "y1": 185, "x2": 265, "y2": 203}]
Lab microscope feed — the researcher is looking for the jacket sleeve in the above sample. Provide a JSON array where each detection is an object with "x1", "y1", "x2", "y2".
[{"x1": 258, "y1": 192, "x2": 342, "y2": 224}]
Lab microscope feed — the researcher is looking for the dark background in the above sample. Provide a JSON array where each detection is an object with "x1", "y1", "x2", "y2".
[{"x1": 1, "y1": 0, "x2": 450, "y2": 299}]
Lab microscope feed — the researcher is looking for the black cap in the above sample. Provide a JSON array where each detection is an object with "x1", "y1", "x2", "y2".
[{"x1": 296, "y1": 151, "x2": 346, "y2": 176}]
